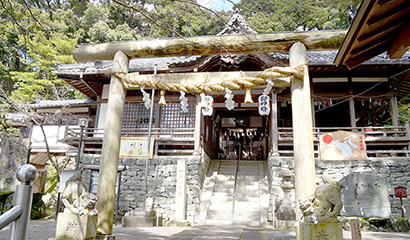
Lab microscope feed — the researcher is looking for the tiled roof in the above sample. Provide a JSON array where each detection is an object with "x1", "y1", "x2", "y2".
[
  {"x1": 30, "y1": 99, "x2": 97, "y2": 108},
  {"x1": 54, "y1": 50, "x2": 410, "y2": 75},
  {"x1": 269, "y1": 50, "x2": 410, "y2": 65}
]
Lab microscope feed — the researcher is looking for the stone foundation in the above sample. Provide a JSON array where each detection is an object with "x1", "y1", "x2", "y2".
[
  {"x1": 79, "y1": 151, "x2": 211, "y2": 223},
  {"x1": 268, "y1": 156, "x2": 410, "y2": 220},
  {"x1": 299, "y1": 222, "x2": 343, "y2": 240},
  {"x1": 52, "y1": 212, "x2": 97, "y2": 240}
]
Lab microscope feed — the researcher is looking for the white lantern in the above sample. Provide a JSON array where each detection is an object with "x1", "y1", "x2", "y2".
[
  {"x1": 201, "y1": 95, "x2": 214, "y2": 116},
  {"x1": 258, "y1": 94, "x2": 270, "y2": 116}
]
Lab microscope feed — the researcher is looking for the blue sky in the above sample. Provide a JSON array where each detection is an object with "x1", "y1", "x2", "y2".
[{"x1": 198, "y1": 0, "x2": 240, "y2": 11}]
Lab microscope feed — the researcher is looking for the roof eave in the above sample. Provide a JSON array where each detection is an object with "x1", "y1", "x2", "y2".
[{"x1": 334, "y1": 0, "x2": 375, "y2": 67}]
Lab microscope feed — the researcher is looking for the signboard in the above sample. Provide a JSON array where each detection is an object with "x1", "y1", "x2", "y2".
[
  {"x1": 319, "y1": 130, "x2": 366, "y2": 161},
  {"x1": 119, "y1": 136, "x2": 154, "y2": 159},
  {"x1": 395, "y1": 186, "x2": 408, "y2": 198},
  {"x1": 221, "y1": 117, "x2": 236, "y2": 127},
  {"x1": 58, "y1": 170, "x2": 81, "y2": 193}
]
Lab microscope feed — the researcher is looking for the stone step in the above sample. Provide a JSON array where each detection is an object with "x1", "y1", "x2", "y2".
[
  {"x1": 209, "y1": 196, "x2": 233, "y2": 204},
  {"x1": 207, "y1": 210, "x2": 233, "y2": 220},
  {"x1": 204, "y1": 219, "x2": 233, "y2": 225},
  {"x1": 215, "y1": 175, "x2": 235, "y2": 181},
  {"x1": 235, "y1": 196, "x2": 260, "y2": 202},
  {"x1": 202, "y1": 160, "x2": 267, "y2": 224},
  {"x1": 213, "y1": 183, "x2": 235, "y2": 190}
]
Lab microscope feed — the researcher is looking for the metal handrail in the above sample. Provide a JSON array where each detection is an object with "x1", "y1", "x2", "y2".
[
  {"x1": 231, "y1": 144, "x2": 241, "y2": 222},
  {"x1": 0, "y1": 165, "x2": 38, "y2": 240}
]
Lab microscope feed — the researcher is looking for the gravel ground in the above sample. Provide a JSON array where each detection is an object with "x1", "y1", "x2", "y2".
[{"x1": 1, "y1": 220, "x2": 410, "y2": 240}]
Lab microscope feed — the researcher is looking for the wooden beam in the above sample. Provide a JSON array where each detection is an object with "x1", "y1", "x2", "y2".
[
  {"x1": 270, "y1": 92, "x2": 279, "y2": 155},
  {"x1": 366, "y1": 1, "x2": 410, "y2": 27},
  {"x1": 357, "y1": 16, "x2": 402, "y2": 42},
  {"x1": 389, "y1": 21, "x2": 410, "y2": 59},
  {"x1": 350, "y1": 34, "x2": 394, "y2": 57},
  {"x1": 345, "y1": 41, "x2": 392, "y2": 69},
  {"x1": 73, "y1": 30, "x2": 346, "y2": 62}
]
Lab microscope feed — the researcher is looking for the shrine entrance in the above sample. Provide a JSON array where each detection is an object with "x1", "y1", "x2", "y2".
[{"x1": 214, "y1": 107, "x2": 269, "y2": 161}]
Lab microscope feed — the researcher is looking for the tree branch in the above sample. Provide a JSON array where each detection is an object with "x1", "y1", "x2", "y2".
[{"x1": 112, "y1": 0, "x2": 189, "y2": 40}]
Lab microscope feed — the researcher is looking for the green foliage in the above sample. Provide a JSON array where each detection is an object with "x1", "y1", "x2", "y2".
[
  {"x1": 146, "y1": 1, "x2": 227, "y2": 38},
  {"x1": 31, "y1": 192, "x2": 46, "y2": 219},
  {"x1": 0, "y1": 191, "x2": 14, "y2": 214},
  {"x1": 237, "y1": 0, "x2": 361, "y2": 32},
  {"x1": 0, "y1": 0, "x2": 363, "y2": 109},
  {"x1": 0, "y1": 0, "x2": 84, "y2": 105},
  {"x1": 0, "y1": 110, "x2": 21, "y2": 142},
  {"x1": 398, "y1": 96, "x2": 410, "y2": 125},
  {"x1": 44, "y1": 164, "x2": 58, "y2": 194}
]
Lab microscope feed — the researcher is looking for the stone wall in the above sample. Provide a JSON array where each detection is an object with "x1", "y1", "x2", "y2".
[
  {"x1": 79, "y1": 150, "x2": 211, "y2": 223},
  {"x1": 0, "y1": 138, "x2": 29, "y2": 191},
  {"x1": 268, "y1": 156, "x2": 410, "y2": 219}
]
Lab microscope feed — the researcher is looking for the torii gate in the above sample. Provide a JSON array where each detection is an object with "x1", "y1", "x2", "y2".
[{"x1": 73, "y1": 30, "x2": 346, "y2": 239}]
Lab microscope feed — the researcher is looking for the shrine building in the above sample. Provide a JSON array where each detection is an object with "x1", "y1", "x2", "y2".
[{"x1": 50, "y1": 4, "x2": 410, "y2": 229}]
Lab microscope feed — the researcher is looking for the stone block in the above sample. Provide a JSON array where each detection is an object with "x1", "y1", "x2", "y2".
[
  {"x1": 122, "y1": 210, "x2": 156, "y2": 227},
  {"x1": 339, "y1": 172, "x2": 390, "y2": 218},
  {"x1": 51, "y1": 212, "x2": 97, "y2": 240},
  {"x1": 299, "y1": 222, "x2": 343, "y2": 240}
]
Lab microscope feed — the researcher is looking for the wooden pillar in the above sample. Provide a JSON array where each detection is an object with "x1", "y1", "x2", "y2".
[
  {"x1": 96, "y1": 51, "x2": 128, "y2": 235},
  {"x1": 194, "y1": 96, "x2": 201, "y2": 154},
  {"x1": 289, "y1": 42, "x2": 315, "y2": 240},
  {"x1": 348, "y1": 77, "x2": 356, "y2": 128},
  {"x1": 390, "y1": 95, "x2": 399, "y2": 126},
  {"x1": 310, "y1": 80, "x2": 316, "y2": 128},
  {"x1": 349, "y1": 99, "x2": 356, "y2": 127},
  {"x1": 270, "y1": 91, "x2": 279, "y2": 155}
]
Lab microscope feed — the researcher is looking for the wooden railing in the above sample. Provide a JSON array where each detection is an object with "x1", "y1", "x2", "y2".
[
  {"x1": 64, "y1": 123, "x2": 410, "y2": 159},
  {"x1": 64, "y1": 126, "x2": 195, "y2": 156},
  {"x1": 276, "y1": 122, "x2": 410, "y2": 159}
]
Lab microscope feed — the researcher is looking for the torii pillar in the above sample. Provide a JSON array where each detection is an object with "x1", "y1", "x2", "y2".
[
  {"x1": 289, "y1": 42, "x2": 316, "y2": 240},
  {"x1": 96, "y1": 51, "x2": 128, "y2": 235}
]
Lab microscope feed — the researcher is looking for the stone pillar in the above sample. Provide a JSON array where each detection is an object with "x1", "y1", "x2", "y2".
[
  {"x1": 175, "y1": 159, "x2": 187, "y2": 220},
  {"x1": 275, "y1": 163, "x2": 295, "y2": 229},
  {"x1": 270, "y1": 91, "x2": 279, "y2": 156},
  {"x1": 96, "y1": 51, "x2": 128, "y2": 235},
  {"x1": 289, "y1": 42, "x2": 315, "y2": 240},
  {"x1": 390, "y1": 95, "x2": 399, "y2": 126}
]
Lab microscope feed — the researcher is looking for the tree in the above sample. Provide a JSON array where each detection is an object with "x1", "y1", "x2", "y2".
[{"x1": 237, "y1": 0, "x2": 361, "y2": 33}]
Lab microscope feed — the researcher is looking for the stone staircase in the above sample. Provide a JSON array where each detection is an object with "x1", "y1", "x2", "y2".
[{"x1": 198, "y1": 160, "x2": 268, "y2": 225}]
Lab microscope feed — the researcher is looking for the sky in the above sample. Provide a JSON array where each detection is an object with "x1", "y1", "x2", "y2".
[{"x1": 198, "y1": 0, "x2": 241, "y2": 11}]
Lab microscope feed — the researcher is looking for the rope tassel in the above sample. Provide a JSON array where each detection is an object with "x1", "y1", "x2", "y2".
[
  {"x1": 244, "y1": 89, "x2": 253, "y2": 104},
  {"x1": 159, "y1": 89, "x2": 166, "y2": 105}
]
